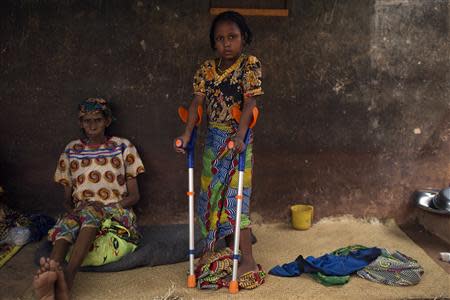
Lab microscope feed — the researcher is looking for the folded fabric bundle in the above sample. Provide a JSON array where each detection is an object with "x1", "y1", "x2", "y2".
[
  {"x1": 0, "y1": 205, "x2": 32, "y2": 242},
  {"x1": 0, "y1": 205, "x2": 54, "y2": 268},
  {"x1": 357, "y1": 249, "x2": 424, "y2": 286},
  {"x1": 195, "y1": 247, "x2": 234, "y2": 289},
  {"x1": 269, "y1": 245, "x2": 381, "y2": 278},
  {"x1": 0, "y1": 205, "x2": 55, "y2": 244}
]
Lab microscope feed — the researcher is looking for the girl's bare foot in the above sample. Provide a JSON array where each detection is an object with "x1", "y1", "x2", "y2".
[
  {"x1": 33, "y1": 269, "x2": 57, "y2": 300},
  {"x1": 237, "y1": 256, "x2": 258, "y2": 278}
]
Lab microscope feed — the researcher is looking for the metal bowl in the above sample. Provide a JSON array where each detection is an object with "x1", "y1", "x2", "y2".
[
  {"x1": 432, "y1": 188, "x2": 450, "y2": 212},
  {"x1": 415, "y1": 189, "x2": 450, "y2": 215}
]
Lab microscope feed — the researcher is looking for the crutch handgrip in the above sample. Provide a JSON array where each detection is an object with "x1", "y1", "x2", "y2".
[{"x1": 175, "y1": 139, "x2": 183, "y2": 148}]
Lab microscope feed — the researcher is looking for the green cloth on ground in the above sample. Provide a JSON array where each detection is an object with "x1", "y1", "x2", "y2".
[{"x1": 310, "y1": 272, "x2": 350, "y2": 286}]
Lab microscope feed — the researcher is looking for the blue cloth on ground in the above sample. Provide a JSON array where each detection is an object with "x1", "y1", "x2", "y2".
[{"x1": 269, "y1": 247, "x2": 381, "y2": 277}]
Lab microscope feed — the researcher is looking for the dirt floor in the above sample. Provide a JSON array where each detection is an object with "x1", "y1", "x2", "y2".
[{"x1": 1, "y1": 217, "x2": 449, "y2": 300}]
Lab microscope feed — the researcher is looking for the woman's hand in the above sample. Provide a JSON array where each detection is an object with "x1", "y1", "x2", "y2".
[
  {"x1": 174, "y1": 134, "x2": 191, "y2": 154},
  {"x1": 119, "y1": 178, "x2": 140, "y2": 208},
  {"x1": 74, "y1": 201, "x2": 104, "y2": 212}
]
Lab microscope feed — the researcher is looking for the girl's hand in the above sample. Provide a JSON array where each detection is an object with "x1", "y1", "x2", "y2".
[
  {"x1": 231, "y1": 136, "x2": 246, "y2": 153},
  {"x1": 174, "y1": 134, "x2": 191, "y2": 154}
]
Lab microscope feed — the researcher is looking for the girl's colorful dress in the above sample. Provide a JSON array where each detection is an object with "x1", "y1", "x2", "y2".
[
  {"x1": 49, "y1": 136, "x2": 145, "y2": 244},
  {"x1": 193, "y1": 54, "x2": 263, "y2": 251}
]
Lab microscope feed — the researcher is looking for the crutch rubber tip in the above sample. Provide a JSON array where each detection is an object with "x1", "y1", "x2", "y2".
[
  {"x1": 229, "y1": 280, "x2": 239, "y2": 294},
  {"x1": 228, "y1": 140, "x2": 234, "y2": 149},
  {"x1": 175, "y1": 139, "x2": 183, "y2": 148},
  {"x1": 187, "y1": 274, "x2": 196, "y2": 288}
]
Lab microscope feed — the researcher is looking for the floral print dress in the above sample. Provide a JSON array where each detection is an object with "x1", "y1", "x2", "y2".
[{"x1": 193, "y1": 54, "x2": 263, "y2": 251}]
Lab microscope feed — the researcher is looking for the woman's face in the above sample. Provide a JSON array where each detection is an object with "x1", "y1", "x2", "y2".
[
  {"x1": 214, "y1": 21, "x2": 244, "y2": 62},
  {"x1": 80, "y1": 111, "x2": 111, "y2": 139}
]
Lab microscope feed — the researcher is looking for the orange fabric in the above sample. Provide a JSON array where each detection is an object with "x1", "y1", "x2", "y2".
[
  {"x1": 249, "y1": 107, "x2": 259, "y2": 128},
  {"x1": 178, "y1": 105, "x2": 203, "y2": 125},
  {"x1": 231, "y1": 106, "x2": 242, "y2": 123},
  {"x1": 230, "y1": 106, "x2": 259, "y2": 128},
  {"x1": 178, "y1": 106, "x2": 189, "y2": 124},
  {"x1": 196, "y1": 105, "x2": 203, "y2": 125}
]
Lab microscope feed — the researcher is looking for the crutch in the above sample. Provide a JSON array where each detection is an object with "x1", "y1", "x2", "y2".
[
  {"x1": 176, "y1": 105, "x2": 202, "y2": 288},
  {"x1": 227, "y1": 105, "x2": 259, "y2": 294}
]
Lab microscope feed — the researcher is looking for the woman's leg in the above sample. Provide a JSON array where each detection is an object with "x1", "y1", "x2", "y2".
[
  {"x1": 50, "y1": 239, "x2": 70, "y2": 263},
  {"x1": 53, "y1": 203, "x2": 102, "y2": 289},
  {"x1": 64, "y1": 226, "x2": 97, "y2": 289}
]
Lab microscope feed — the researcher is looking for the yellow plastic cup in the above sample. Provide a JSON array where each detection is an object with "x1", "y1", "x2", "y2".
[{"x1": 291, "y1": 204, "x2": 314, "y2": 230}]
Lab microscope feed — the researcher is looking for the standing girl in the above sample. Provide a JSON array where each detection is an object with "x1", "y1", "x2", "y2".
[
  {"x1": 174, "y1": 11, "x2": 264, "y2": 288},
  {"x1": 33, "y1": 98, "x2": 145, "y2": 300}
]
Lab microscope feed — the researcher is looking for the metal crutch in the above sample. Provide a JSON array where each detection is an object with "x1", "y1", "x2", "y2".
[
  {"x1": 176, "y1": 105, "x2": 202, "y2": 288},
  {"x1": 227, "y1": 106, "x2": 259, "y2": 294}
]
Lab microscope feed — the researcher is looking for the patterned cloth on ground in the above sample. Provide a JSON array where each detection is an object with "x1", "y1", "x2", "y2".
[
  {"x1": 195, "y1": 247, "x2": 234, "y2": 289},
  {"x1": 357, "y1": 248, "x2": 424, "y2": 286},
  {"x1": 195, "y1": 247, "x2": 266, "y2": 290},
  {"x1": 238, "y1": 264, "x2": 266, "y2": 289},
  {"x1": 0, "y1": 205, "x2": 55, "y2": 268},
  {"x1": 0, "y1": 205, "x2": 31, "y2": 241}
]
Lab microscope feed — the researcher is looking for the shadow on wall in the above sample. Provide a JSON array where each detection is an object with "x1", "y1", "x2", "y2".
[{"x1": 0, "y1": 0, "x2": 448, "y2": 224}]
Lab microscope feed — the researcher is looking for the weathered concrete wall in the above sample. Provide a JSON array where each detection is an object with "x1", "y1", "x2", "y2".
[{"x1": 0, "y1": 0, "x2": 448, "y2": 224}]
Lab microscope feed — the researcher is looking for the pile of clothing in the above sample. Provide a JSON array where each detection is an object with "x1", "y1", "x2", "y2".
[
  {"x1": 195, "y1": 247, "x2": 266, "y2": 290},
  {"x1": 269, "y1": 245, "x2": 424, "y2": 286},
  {"x1": 0, "y1": 186, "x2": 55, "y2": 268}
]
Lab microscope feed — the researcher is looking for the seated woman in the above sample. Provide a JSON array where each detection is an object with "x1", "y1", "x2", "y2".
[{"x1": 33, "y1": 98, "x2": 145, "y2": 300}]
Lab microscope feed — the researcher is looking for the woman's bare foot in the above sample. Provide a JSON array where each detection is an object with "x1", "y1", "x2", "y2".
[
  {"x1": 39, "y1": 257, "x2": 50, "y2": 273},
  {"x1": 54, "y1": 262, "x2": 70, "y2": 300},
  {"x1": 33, "y1": 268, "x2": 57, "y2": 300}
]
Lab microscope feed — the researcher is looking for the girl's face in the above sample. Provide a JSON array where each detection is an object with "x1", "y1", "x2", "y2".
[
  {"x1": 80, "y1": 111, "x2": 111, "y2": 139},
  {"x1": 214, "y1": 21, "x2": 244, "y2": 62}
]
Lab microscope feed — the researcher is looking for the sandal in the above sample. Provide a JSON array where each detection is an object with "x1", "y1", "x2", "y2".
[{"x1": 238, "y1": 264, "x2": 266, "y2": 290}]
